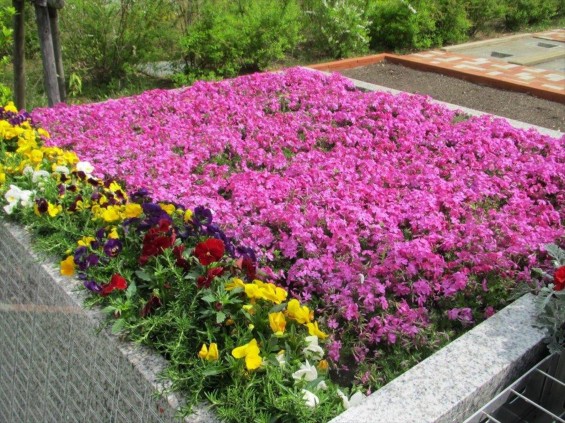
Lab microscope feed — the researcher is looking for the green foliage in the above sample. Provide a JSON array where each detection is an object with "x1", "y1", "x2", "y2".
[
  {"x1": 369, "y1": 0, "x2": 438, "y2": 51},
  {"x1": 533, "y1": 244, "x2": 565, "y2": 353},
  {"x1": 0, "y1": 4, "x2": 14, "y2": 103},
  {"x1": 301, "y1": 0, "x2": 371, "y2": 59},
  {"x1": 504, "y1": 0, "x2": 562, "y2": 30},
  {"x1": 464, "y1": 0, "x2": 507, "y2": 35},
  {"x1": 433, "y1": 0, "x2": 470, "y2": 45},
  {"x1": 178, "y1": 0, "x2": 302, "y2": 82},
  {"x1": 60, "y1": 0, "x2": 181, "y2": 85}
]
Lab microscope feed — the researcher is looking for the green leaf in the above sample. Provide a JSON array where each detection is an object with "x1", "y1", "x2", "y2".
[
  {"x1": 102, "y1": 305, "x2": 116, "y2": 314},
  {"x1": 126, "y1": 281, "x2": 137, "y2": 299},
  {"x1": 135, "y1": 269, "x2": 152, "y2": 282},
  {"x1": 111, "y1": 319, "x2": 126, "y2": 334},
  {"x1": 216, "y1": 311, "x2": 226, "y2": 324},
  {"x1": 201, "y1": 294, "x2": 216, "y2": 303}
]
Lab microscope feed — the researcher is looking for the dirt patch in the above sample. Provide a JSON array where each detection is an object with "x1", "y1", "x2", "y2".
[{"x1": 340, "y1": 62, "x2": 564, "y2": 132}]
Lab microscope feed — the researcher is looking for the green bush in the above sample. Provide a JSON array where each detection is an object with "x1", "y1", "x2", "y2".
[
  {"x1": 369, "y1": 0, "x2": 438, "y2": 51},
  {"x1": 464, "y1": 0, "x2": 507, "y2": 35},
  {"x1": 179, "y1": 0, "x2": 302, "y2": 82},
  {"x1": 60, "y1": 0, "x2": 180, "y2": 85},
  {"x1": 433, "y1": 0, "x2": 470, "y2": 45},
  {"x1": 0, "y1": 4, "x2": 14, "y2": 104},
  {"x1": 504, "y1": 0, "x2": 562, "y2": 30},
  {"x1": 301, "y1": 0, "x2": 371, "y2": 59}
]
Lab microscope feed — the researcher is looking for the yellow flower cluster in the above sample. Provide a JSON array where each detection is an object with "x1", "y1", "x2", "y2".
[{"x1": 226, "y1": 278, "x2": 288, "y2": 304}]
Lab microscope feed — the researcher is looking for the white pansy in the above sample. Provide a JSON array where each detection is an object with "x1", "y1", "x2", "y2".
[
  {"x1": 316, "y1": 380, "x2": 328, "y2": 391},
  {"x1": 76, "y1": 161, "x2": 94, "y2": 175},
  {"x1": 3, "y1": 185, "x2": 34, "y2": 214},
  {"x1": 54, "y1": 165, "x2": 70, "y2": 174},
  {"x1": 303, "y1": 335, "x2": 324, "y2": 360},
  {"x1": 23, "y1": 166, "x2": 34, "y2": 176},
  {"x1": 275, "y1": 350, "x2": 286, "y2": 367},
  {"x1": 32, "y1": 170, "x2": 50, "y2": 183},
  {"x1": 337, "y1": 389, "x2": 366, "y2": 410},
  {"x1": 301, "y1": 389, "x2": 319, "y2": 408},
  {"x1": 292, "y1": 360, "x2": 318, "y2": 382}
]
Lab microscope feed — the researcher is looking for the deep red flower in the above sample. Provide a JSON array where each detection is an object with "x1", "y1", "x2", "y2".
[
  {"x1": 173, "y1": 245, "x2": 190, "y2": 270},
  {"x1": 194, "y1": 238, "x2": 225, "y2": 266},
  {"x1": 101, "y1": 274, "x2": 128, "y2": 296},
  {"x1": 236, "y1": 257, "x2": 257, "y2": 281},
  {"x1": 139, "y1": 219, "x2": 176, "y2": 265},
  {"x1": 140, "y1": 294, "x2": 162, "y2": 317},
  {"x1": 197, "y1": 267, "x2": 225, "y2": 289},
  {"x1": 554, "y1": 266, "x2": 565, "y2": 291}
]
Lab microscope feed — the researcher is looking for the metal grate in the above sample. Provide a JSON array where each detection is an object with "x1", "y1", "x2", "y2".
[{"x1": 465, "y1": 351, "x2": 565, "y2": 423}]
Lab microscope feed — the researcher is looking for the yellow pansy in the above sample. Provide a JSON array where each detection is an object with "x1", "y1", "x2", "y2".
[
  {"x1": 269, "y1": 312, "x2": 286, "y2": 337},
  {"x1": 124, "y1": 203, "x2": 143, "y2": 218},
  {"x1": 232, "y1": 338, "x2": 262, "y2": 370},
  {"x1": 317, "y1": 359, "x2": 329, "y2": 371},
  {"x1": 225, "y1": 278, "x2": 245, "y2": 291},
  {"x1": 4, "y1": 102, "x2": 18, "y2": 113},
  {"x1": 198, "y1": 343, "x2": 219, "y2": 361},
  {"x1": 101, "y1": 206, "x2": 121, "y2": 222},
  {"x1": 47, "y1": 202, "x2": 62, "y2": 217},
  {"x1": 108, "y1": 227, "x2": 120, "y2": 239},
  {"x1": 0, "y1": 171, "x2": 5, "y2": 185},
  {"x1": 37, "y1": 128, "x2": 50, "y2": 139},
  {"x1": 29, "y1": 149, "x2": 44, "y2": 164},
  {"x1": 244, "y1": 283, "x2": 262, "y2": 301},
  {"x1": 306, "y1": 321, "x2": 328, "y2": 339},
  {"x1": 159, "y1": 203, "x2": 176, "y2": 215},
  {"x1": 78, "y1": 236, "x2": 96, "y2": 247},
  {"x1": 60, "y1": 256, "x2": 75, "y2": 276},
  {"x1": 258, "y1": 282, "x2": 287, "y2": 304},
  {"x1": 286, "y1": 299, "x2": 313, "y2": 325},
  {"x1": 184, "y1": 209, "x2": 193, "y2": 222}
]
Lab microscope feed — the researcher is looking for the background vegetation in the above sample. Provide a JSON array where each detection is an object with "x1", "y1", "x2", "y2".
[{"x1": 0, "y1": 0, "x2": 563, "y2": 108}]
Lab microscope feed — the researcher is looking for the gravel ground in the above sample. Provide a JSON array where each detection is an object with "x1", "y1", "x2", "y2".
[{"x1": 340, "y1": 62, "x2": 565, "y2": 132}]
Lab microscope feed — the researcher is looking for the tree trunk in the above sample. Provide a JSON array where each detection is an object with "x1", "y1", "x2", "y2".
[
  {"x1": 34, "y1": 0, "x2": 60, "y2": 106},
  {"x1": 48, "y1": 7, "x2": 65, "y2": 102},
  {"x1": 12, "y1": 0, "x2": 25, "y2": 110}
]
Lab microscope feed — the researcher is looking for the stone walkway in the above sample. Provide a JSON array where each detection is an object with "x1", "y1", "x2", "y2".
[
  {"x1": 403, "y1": 29, "x2": 565, "y2": 99},
  {"x1": 405, "y1": 50, "x2": 565, "y2": 95}
]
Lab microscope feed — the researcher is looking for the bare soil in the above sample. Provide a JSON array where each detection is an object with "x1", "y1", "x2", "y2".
[{"x1": 340, "y1": 62, "x2": 565, "y2": 133}]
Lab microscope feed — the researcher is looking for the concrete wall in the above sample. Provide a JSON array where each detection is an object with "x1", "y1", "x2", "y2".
[{"x1": 0, "y1": 222, "x2": 216, "y2": 423}]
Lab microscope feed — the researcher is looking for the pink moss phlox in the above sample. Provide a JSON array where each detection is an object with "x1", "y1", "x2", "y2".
[{"x1": 33, "y1": 68, "x2": 565, "y2": 363}]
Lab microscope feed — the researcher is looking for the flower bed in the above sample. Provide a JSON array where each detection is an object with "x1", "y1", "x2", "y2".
[
  {"x1": 33, "y1": 67, "x2": 565, "y2": 370},
  {"x1": 2, "y1": 67, "x2": 564, "y2": 420}
]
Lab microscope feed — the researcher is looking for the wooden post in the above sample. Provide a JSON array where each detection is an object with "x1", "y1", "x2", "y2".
[
  {"x1": 34, "y1": 0, "x2": 60, "y2": 106},
  {"x1": 48, "y1": 6, "x2": 65, "y2": 102},
  {"x1": 12, "y1": 0, "x2": 25, "y2": 110}
]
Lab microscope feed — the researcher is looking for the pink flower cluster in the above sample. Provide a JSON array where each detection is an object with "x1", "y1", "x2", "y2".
[{"x1": 33, "y1": 68, "x2": 565, "y2": 362}]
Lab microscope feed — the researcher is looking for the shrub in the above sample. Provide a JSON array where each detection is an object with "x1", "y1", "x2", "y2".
[
  {"x1": 60, "y1": 0, "x2": 180, "y2": 85},
  {"x1": 300, "y1": 0, "x2": 371, "y2": 59},
  {"x1": 433, "y1": 0, "x2": 470, "y2": 45},
  {"x1": 464, "y1": 0, "x2": 507, "y2": 35},
  {"x1": 504, "y1": 0, "x2": 562, "y2": 30},
  {"x1": 178, "y1": 0, "x2": 302, "y2": 82},
  {"x1": 368, "y1": 0, "x2": 438, "y2": 51}
]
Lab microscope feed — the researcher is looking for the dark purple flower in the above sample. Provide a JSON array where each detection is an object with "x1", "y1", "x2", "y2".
[
  {"x1": 130, "y1": 188, "x2": 152, "y2": 203},
  {"x1": 84, "y1": 280, "x2": 103, "y2": 294},
  {"x1": 57, "y1": 184, "x2": 66, "y2": 196},
  {"x1": 103, "y1": 239, "x2": 123, "y2": 257},
  {"x1": 35, "y1": 198, "x2": 48, "y2": 214},
  {"x1": 193, "y1": 206, "x2": 213, "y2": 228},
  {"x1": 74, "y1": 247, "x2": 99, "y2": 271}
]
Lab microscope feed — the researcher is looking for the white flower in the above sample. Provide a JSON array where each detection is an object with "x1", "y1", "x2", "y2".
[
  {"x1": 301, "y1": 389, "x2": 319, "y2": 408},
  {"x1": 32, "y1": 170, "x2": 50, "y2": 183},
  {"x1": 292, "y1": 360, "x2": 318, "y2": 382},
  {"x1": 76, "y1": 161, "x2": 94, "y2": 175},
  {"x1": 54, "y1": 165, "x2": 70, "y2": 174},
  {"x1": 3, "y1": 185, "x2": 34, "y2": 214},
  {"x1": 275, "y1": 350, "x2": 286, "y2": 367},
  {"x1": 23, "y1": 166, "x2": 34, "y2": 176},
  {"x1": 303, "y1": 335, "x2": 324, "y2": 360},
  {"x1": 337, "y1": 389, "x2": 366, "y2": 409},
  {"x1": 316, "y1": 380, "x2": 328, "y2": 391}
]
